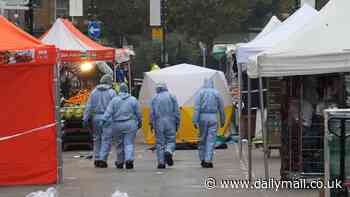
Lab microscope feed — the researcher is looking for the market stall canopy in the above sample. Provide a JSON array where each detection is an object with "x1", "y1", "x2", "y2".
[
  {"x1": 139, "y1": 63, "x2": 233, "y2": 144},
  {"x1": 212, "y1": 44, "x2": 236, "y2": 61},
  {"x1": 251, "y1": 16, "x2": 282, "y2": 42},
  {"x1": 247, "y1": 0, "x2": 350, "y2": 78},
  {"x1": 41, "y1": 18, "x2": 114, "y2": 62},
  {"x1": 0, "y1": 16, "x2": 58, "y2": 185},
  {"x1": 0, "y1": 15, "x2": 56, "y2": 66},
  {"x1": 236, "y1": 5, "x2": 318, "y2": 64}
]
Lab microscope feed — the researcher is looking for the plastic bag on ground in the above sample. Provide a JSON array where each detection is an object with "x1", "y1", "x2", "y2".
[
  {"x1": 112, "y1": 189, "x2": 129, "y2": 197},
  {"x1": 25, "y1": 187, "x2": 57, "y2": 197}
]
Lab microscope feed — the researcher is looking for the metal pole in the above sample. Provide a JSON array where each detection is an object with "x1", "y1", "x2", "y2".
[
  {"x1": 203, "y1": 48, "x2": 206, "y2": 67},
  {"x1": 258, "y1": 65, "x2": 269, "y2": 180},
  {"x1": 161, "y1": 0, "x2": 167, "y2": 66},
  {"x1": 127, "y1": 62, "x2": 132, "y2": 93},
  {"x1": 247, "y1": 77, "x2": 252, "y2": 181},
  {"x1": 299, "y1": 77, "x2": 303, "y2": 173},
  {"x1": 237, "y1": 63, "x2": 243, "y2": 158},
  {"x1": 113, "y1": 64, "x2": 117, "y2": 82},
  {"x1": 53, "y1": 0, "x2": 56, "y2": 21},
  {"x1": 0, "y1": 1, "x2": 5, "y2": 16},
  {"x1": 54, "y1": 63, "x2": 63, "y2": 184}
]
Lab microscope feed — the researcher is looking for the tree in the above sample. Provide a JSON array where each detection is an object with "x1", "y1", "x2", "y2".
[
  {"x1": 166, "y1": 0, "x2": 249, "y2": 50},
  {"x1": 96, "y1": 0, "x2": 148, "y2": 47}
]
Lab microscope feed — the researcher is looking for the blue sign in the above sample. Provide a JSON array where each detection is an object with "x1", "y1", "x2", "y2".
[{"x1": 88, "y1": 21, "x2": 101, "y2": 40}]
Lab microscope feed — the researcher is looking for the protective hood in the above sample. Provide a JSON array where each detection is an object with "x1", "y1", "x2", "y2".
[
  {"x1": 96, "y1": 84, "x2": 112, "y2": 91},
  {"x1": 119, "y1": 83, "x2": 130, "y2": 99},
  {"x1": 119, "y1": 83, "x2": 128, "y2": 93},
  {"x1": 156, "y1": 83, "x2": 168, "y2": 93},
  {"x1": 203, "y1": 78, "x2": 214, "y2": 89},
  {"x1": 100, "y1": 74, "x2": 113, "y2": 85}
]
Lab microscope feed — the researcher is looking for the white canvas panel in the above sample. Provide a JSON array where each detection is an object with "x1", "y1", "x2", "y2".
[
  {"x1": 41, "y1": 19, "x2": 91, "y2": 51},
  {"x1": 236, "y1": 5, "x2": 318, "y2": 64},
  {"x1": 248, "y1": 0, "x2": 350, "y2": 78}
]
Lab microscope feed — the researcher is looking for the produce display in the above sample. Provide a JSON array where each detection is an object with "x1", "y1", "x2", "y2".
[
  {"x1": 61, "y1": 90, "x2": 90, "y2": 120},
  {"x1": 64, "y1": 89, "x2": 90, "y2": 105},
  {"x1": 61, "y1": 104, "x2": 86, "y2": 120}
]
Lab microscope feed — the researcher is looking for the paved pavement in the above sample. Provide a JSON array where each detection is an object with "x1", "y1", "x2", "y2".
[{"x1": 0, "y1": 134, "x2": 318, "y2": 197}]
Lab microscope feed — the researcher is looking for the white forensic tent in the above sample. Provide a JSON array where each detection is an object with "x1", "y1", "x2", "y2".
[
  {"x1": 247, "y1": 0, "x2": 350, "y2": 78},
  {"x1": 236, "y1": 5, "x2": 318, "y2": 64},
  {"x1": 139, "y1": 63, "x2": 233, "y2": 144}
]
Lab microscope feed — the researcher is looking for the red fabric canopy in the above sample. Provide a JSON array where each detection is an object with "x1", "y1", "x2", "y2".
[{"x1": 0, "y1": 16, "x2": 58, "y2": 185}]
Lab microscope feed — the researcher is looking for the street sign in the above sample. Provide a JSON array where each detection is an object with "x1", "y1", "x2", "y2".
[
  {"x1": 88, "y1": 21, "x2": 101, "y2": 40},
  {"x1": 69, "y1": 0, "x2": 83, "y2": 17},
  {"x1": 0, "y1": 0, "x2": 29, "y2": 10},
  {"x1": 150, "y1": 0, "x2": 161, "y2": 26},
  {"x1": 152, "y1": 27, "x2": 163, "y2": 41},
  {"x1": 0, "y1": 0, "x2": 29, "y2": 6}
]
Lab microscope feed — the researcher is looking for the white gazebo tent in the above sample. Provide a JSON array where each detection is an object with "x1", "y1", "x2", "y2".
[
  {"x1": 251, "y1": 16, "x2": 281, "y2": 42},
  {"x1": 248, "y1": 0, "x2": 350, "y2": 78},
  {"x1": 236, "y1": 4, "x2": 319, "y2": 181},
  {"x1": 246, "y1": 0, "x2": 350, "y2": 183},
  {"x1": 139, "y1": 63, "x2": 233, "y2": 144},
  {"x1": 236, "y1": 5, "x2": 318, "y2": 65}
]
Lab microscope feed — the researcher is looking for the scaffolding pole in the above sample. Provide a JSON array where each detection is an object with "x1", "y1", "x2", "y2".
[
  {"x1": 238, "y1": 63, "x2": 243, "y2": 158},
  {"x1": 248, "y1": 77, "x2": 252, "y2": 181},
  {"x1": 54, "y1": 63, "x2": 63, "y2": 184},
  {"x1": 258, "y1": 65, "x2": 269, "y2": 180}
]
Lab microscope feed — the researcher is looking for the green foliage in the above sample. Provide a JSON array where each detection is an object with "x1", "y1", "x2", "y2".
[
  {"x1": 96, "y1": 0, "x2": 148, "y2": 47},
  {"x1": 166, "y1": 0, "x2": 249, "y2": 48},
  {"x1": 131, "y1": 33, "x2": 202, "y2": 78},
  {"x1": 95, "y1": 0, "x2": 304, "y2": 77}
]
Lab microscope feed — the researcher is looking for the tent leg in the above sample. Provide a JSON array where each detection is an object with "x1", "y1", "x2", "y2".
[
  {"x1": 258, "y1": 74, "x2": 269, "y2": 180},
  {"x1": 128, "y1": 62, "x2": 132, "y2": 93},
  {"x1": 248, "y1": 77, "x2": 252, "y2": 181},
  {"x1": 54, "y1": 63, "x2": 63, "y2": 184},
  {"x1": 238, "y1": 63, "x2": 243, "y2": 159},
  {"x1": 113, "y1": 64, "x2": 117, "y2": 82}
]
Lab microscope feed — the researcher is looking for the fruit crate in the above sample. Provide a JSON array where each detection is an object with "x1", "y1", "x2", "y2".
[
  {"x1": 61, "y1": 106, "x2": 85, "y2": 121},
  {"x1": 62, "y1": 119, "x2": 93, "y2": 151}
]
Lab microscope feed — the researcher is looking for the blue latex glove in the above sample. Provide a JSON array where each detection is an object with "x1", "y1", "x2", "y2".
[
  {"x1": 220, "y1": 120, "x2": 225, "y2": 128},
  {"x1": 149, "y1": 124, "x2": 154, "y2": 133},
  {"x1": 137, "y1": 122, "x2": 142, "y2": 130},
  {"x1": 99, "y1": 120, "x2": 112, "y2": 129},
  {"x1": 82, "y1": 119, "x2": 89, "y2": 128},
  {"x1": 96, "y1": 120, "x2": 103, "y2": 129}
]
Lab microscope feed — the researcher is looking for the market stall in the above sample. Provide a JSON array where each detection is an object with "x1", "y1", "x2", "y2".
[
  {"x1": 41, "y1": 18, "x2": 118, "y2": 150},
  {"x1": 235, "y1": 5, "x2": 320, "y2": 180},
  {"x1": 247, "y1": 0, "x2": 350, "y2": 186},
  {"x1": 139, "y1": 63, "x2": 233, "y2": 144},
  {"x1": 0, "y1": 16, "x2": 59, "y2": 185},
  {"x1": 324, "y1": 109, "x2": 350, "y2": 197}
]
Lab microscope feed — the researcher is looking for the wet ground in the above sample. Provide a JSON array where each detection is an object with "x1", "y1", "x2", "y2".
[{"x1": 0, "y1": 134, "x2": 318, "y2": 197}]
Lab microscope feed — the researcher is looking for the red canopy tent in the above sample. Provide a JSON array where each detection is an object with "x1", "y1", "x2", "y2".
[
  {"x1": 41, "y1": 18, "x2": 115, "y2": 63},
  {"x1": 0, "y1": 16, "x2": 59, "y2": 185}
]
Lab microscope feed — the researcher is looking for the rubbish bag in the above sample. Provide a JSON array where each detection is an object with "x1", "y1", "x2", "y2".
[
  {"x1": 25, "y1": 187, "x2": 57, "y2": 197},
  {"x1": 111, "y1": 189, "x2": 129, "y2": 197}
]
